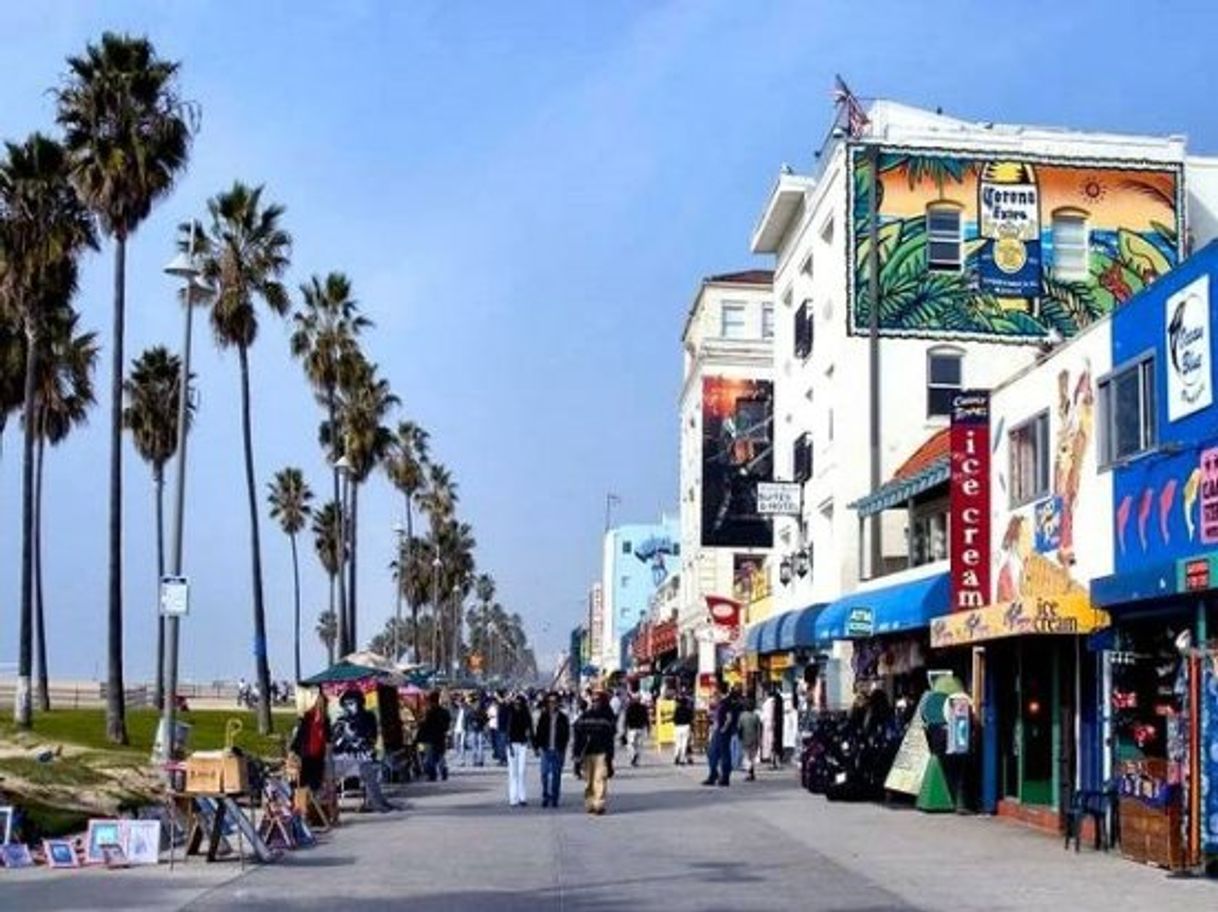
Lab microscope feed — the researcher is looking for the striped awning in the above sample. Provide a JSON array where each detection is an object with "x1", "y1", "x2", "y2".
[{"x1": 848, "y1": 457, "x2": 949, "y2": 517}]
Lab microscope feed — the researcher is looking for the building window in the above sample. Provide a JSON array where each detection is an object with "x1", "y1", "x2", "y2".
[
  {"x1": 827, "y1": 408, "x2": 834, "y2": 442},
  {"x1": 622, "y1": 541, "x2": 632, "y2": 555},
  {"x1": 911, "y1": 511, "x2": 949, "y2": 566},
  {"x1": 800, "y1": 251, "x2": 814, "y2": 277},
  {"x1": 1009, "y1": 411, "x2": 1050, "y2": 506},
  {"x1": 1053, "y1": 209, "x2": 1090, "y2": 281},
  {"x1": 761, "y1": 302, "x2": 774, "y2": 339},
  {"x1": 820, "y1": 216, "x2": 835, "y2": 245},
  {"x1": 721, "y1": 302, "x2": 747, "y2": 339},
  {"x1": 794, "y1": 301, "x2": 813, "y2": 358},
  {"x1": 793, "y1": 433, "x2": 813, "y2": 483},
  {"x1": 927, "y1": 348, "x2": 963, "y2": 418},
  {"x1": 1099, "y1": 356, "x2": 1156, "y2": 466},
  {"x1": 926, "y1": 204, "x2": 963, "y2": 272}
]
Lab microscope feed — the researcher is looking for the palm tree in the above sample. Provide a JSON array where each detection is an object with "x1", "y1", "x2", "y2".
[
  {"x1": 122, "y1": 345, "x2": 190, "y2": 709},
  {"x1": 384, "y1": 420, "x2": 429, "y2": 661},
  {"x1": 471, "y1": 573, "x2": 495, "y2": 676},
  {"x1": 0, "y1": 310, "x2": 25, "y2": 450},
  {"x1": 430, "y1": 517, "x2": 475, "y2": 671},
  {"x1": 56, "y1": 33, "x2": 195, "y2": 744},
  {"x1": 327, "y1": 356, "x2": 397, "y2": 650},
  {"x1": 33, "y1": 306, "x2": 98, "y2": 711},
  {"x1": 200, "y1": 181, "x2": 291, "y2": 735},
  {"x1": 267, "y1": 468, "x2": 313, "y2": 683},
  {"x1": 0, "y1": 134, "x2": 97, "y2": 727},
  {"x1": 315, "y1": 610, "x2": 337, "y2": 667},
  {"x1": 312, "y1": 500, "x2": 342, "y2": 661},
  {"x1": 290, "y1": 272, "x2": 370, "y2": 654}
]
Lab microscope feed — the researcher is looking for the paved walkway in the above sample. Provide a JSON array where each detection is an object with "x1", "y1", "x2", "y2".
[{"x1": 5, "y1": 749, "x2": 1216, "y2": 911}]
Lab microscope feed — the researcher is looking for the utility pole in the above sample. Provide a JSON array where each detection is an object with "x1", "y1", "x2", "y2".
[{"x1": 867, "y1": 141, "x2": 883, "y2": 581}]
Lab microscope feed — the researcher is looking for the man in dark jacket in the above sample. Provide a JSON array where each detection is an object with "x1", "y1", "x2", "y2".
[
  {"x1": 624, "y1": 695, "x2": 650, "y2": 767},
  {"x1": 533, "y1": 692, "x2": 571, "y2": 808},
  {"x1": 417, "y1": 690, "x2": 452, "y2": 782},
  {"x1": 573, "y1": 691, "x2": 617, "y2": 815}
]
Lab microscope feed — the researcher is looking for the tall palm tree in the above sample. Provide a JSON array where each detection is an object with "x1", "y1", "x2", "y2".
[
  {"x1": 33, "y1": 306, "x2": 98, "y2": 711},
  {"x1": 290, "y1": 272, "x2": 369, "y2": 654},
  {"x1": 312, "y1": 500, "x2": 342, "y2": 661},
  {"x1": 417, "y1": 462, "x2": 458, "y2": 665},
  {"x1": 0, "y1": 310, "x2": 25, "y2": 451},
  {"x1": 384, "y1": 420, "x2": 429, "y2": 661},
  {"x1": 0, "y1": 134, "x2": 96, "y2": 727},
  {"x1": 56, "y1": 33, "x2": 194, "y2": 744},
  {"x1": 430, "y1": 516, "x2": 475, "y2": 671},
  {"x1": 267, "y1": 468, "x2": 313, "y2": 682},
  {"x1": 328, "y1": 356, "x2": 397, "y2": 650},
  {"x1": 122, "y1": 345, "x2": 190, "y2": 709},
  {"x1": 200, "y1": 181, "x2": 291, "y2": 735},
  {"x1": 315, "y1": 610, "x2": 337, "y2": 667}
]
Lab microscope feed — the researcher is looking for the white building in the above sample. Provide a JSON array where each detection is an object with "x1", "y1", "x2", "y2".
[
  {"x1": 750, "y1": 98, "x2": 1218, "y2": 622},
  {"x1": 677, "y1": 270, "x2": 775, "y2": 656}
]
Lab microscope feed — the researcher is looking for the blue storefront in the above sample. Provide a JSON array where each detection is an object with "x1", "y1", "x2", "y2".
[{"x1": 1090, "y1": 242, "x2": 1218, "y2": 867}]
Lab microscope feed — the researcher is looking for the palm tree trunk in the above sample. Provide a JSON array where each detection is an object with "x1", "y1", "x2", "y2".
[
  {"x1": 34, "y1": 430, "x2": 49, "y2": 713},
  {"x1": 348, "y1": 482, "x2": 359, "y2": 650},
  {"x1": 290, "y1": 532, "x2": 301, "y2": 683},
  {"x1": 327, "y1": 572, "x2": 335, "y2": 666},
  {"x1": 106, "y1": 236, "x2": 128, "y2": 744},
  {"x1": 238, "y1": 345, "x2": 273, "y2": 735},
  {"x1": 14, "y1": 320, "x2": 39, "y2": 728},
  {"x1": 405, "y1": 493, "x2": 418, "y2": 662},
  {"x1": 153, "y1": 464, "x2": 166, "y2": 711},
  {"x1": 328, "y1": 391, "x2": 347, "y2": 657}
]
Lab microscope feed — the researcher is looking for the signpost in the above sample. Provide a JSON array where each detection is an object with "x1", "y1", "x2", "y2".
[
  {"x1": 160, "y1": 576, "x2": 190, "y2": 618},
  {"x1": 756, "y1": 481, "x2": 802, "y2": 516}
]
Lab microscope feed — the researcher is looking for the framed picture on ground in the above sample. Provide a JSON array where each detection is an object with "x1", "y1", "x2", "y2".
[
  {"x1": 85, "y1": 819, "x2": 123, "y2": 865},
  {"x1": 43, "y1": 839, "x2": 78, "y2": 869},
  {"x1": 0, "y1": 807, "x2": 12, "y2": 845},
  {"x1": 0, "y1": 843, "x2": 33, "y2": 868},
  {"x1": 123, "y1": 820, "x2": 161, "y2": 866},
  {"x1": 101, "y1": 844, "x2": 128, "y2": 869}
]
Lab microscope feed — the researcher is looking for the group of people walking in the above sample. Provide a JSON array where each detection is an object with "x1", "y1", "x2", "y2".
[{"x1": 703, "y1": 685, "x2": 797, "y2": 787}]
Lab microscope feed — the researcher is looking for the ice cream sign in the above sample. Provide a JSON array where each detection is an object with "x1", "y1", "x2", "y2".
[{"x1": 1165, "y1": 274, "x2": 1212, "y2": 422}]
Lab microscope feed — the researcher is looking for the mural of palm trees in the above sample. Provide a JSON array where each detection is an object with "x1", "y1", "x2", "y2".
[
  {"x1": 267, "y1": 468, "x2": 313, "y2": 682},
  {"x1": 33, "y1": 307, "x2": 98, "y2": 711},
  {"x1": 56, "y1": 33, "x2": 195, "y2": 744},
  {"x1": 0, "y1": 133, "x2": 96, "y2": 728},
  {"x1": 200, "y1": 181, "x2": 291, "y2": 735},
  {"x1": 384, "y1": 420, "x2": 429, "y2": 663},
  {"x1": 312, "y1": 500, "x2": 342, "y2": 662},
  {"x1": 123, "y1": 345, "x2": 191, "y2": 709}
]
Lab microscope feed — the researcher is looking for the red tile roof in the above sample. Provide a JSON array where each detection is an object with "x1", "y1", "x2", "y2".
[
  {"x1": 892, "y1": 427, "x2": 950, "y2": 481},
  {"x1": 706, "y1": 269, "x2": 773, "y2": 286}
]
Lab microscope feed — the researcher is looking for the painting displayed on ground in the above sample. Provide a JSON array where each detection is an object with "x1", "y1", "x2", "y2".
[
  {"x1": 701, "y1": 376, "x2": 773, "y2": 548},
  {"x1": 847, "y1": 147, "x2": 1182, "y2": 341},
  {"x1": 996, "y1": 365, "x2": 1094, "y2": 604}
]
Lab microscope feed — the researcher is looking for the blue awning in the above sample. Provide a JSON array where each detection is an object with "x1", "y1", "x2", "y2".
[
  {"x1": 815, "y1": 572, "x2": 949, "y2": 641},
  {"x1": 789, "y1": 603, "x2": 828, "y2": 649},
  {"x1": 744, "y1": 622, "x2": 765, "y2": 656},
  {"x1": 759, "y1": 610, "x2": 798, "y2": 654},
  {"x1": 1090, "y1": 561, "x2": 1180, "y2": 608}
]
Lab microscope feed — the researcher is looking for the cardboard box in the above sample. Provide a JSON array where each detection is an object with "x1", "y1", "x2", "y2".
[{"x1": 184, "y1": 751, "x2": 250, "y2": 795}]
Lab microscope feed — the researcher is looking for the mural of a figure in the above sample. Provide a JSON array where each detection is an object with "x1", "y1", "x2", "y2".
[
  {"x1": 996, "y1": 515, "x2": 1031, "y2": 602},
  {"x1": 1053, "y1": 362, "x2": 1094, "y2": 566}
]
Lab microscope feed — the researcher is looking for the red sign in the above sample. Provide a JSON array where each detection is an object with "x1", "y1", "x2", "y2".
[
  {"x1": 1201, "y1": 447, "x2": 1218, "y2": 545},
  {"x1": 705, "y1": 595, "x2": 741, "y2": 630},
  {"x1": 950, "y1": 391, "x2": 991, "y2": 612}
]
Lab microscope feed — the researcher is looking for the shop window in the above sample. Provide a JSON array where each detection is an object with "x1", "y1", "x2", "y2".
[
  {"x1": 1099, "y1": 356, "x2": 1156, "y2": 467},
  {"x1": 926, "y1": 203, "x2": 963, "y2": 272},
  {"x1": 1009, "y1": 411, "x2": 1050, "y2": 506},
  {"x1": 927, "y1": 348, "x2": 963, "y2": 417},
  {"x1": 1052, "y1": 208, "x2": 1090, "y2": 281},
  {"x1": 794, "y1": 301, "x2": 814, "y2": 358}
]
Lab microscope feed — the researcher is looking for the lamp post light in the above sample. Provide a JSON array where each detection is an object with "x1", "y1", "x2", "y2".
[
  {"x1": 451, "y1": 582, "x2": 463, "y2": 678},
  {"x1": 393, "y1": 521, "x2": 406, "y2": 663},
  {"x1": 779, "y1": 555, "x2": 794, "y2": 587},
  {"x1": 335, "y1": 455, "x2": 352, "y2": 656},
  {"x1": 795, "y1": 547, "x2": 810, "y2": 579},
  {"x1": 158, "y1": 228, "x2": 213, "y2": 763}
]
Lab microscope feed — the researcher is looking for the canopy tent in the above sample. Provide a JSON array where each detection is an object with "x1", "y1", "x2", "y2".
[
  {"x1": 815, "y1": 571, "x2": 950, "y2": 641},
  {"x1": 299, "y1": 659, "x2": 397, "y2": 687}
]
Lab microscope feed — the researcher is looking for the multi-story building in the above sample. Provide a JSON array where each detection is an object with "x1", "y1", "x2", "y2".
[
  {"x1": 676, "y1": 270, "x2": 776, "y2": 657},
  {"x1": 750, "y1": 97, "x2": 1218, "y2": 627},
  {"x1": 598, "y1": 517, "x2": 681, "y2": 673}
]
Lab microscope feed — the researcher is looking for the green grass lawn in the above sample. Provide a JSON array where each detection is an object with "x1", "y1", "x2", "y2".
[{"x1": 0, "y1": 707, "x2": 295, "y2": 760}]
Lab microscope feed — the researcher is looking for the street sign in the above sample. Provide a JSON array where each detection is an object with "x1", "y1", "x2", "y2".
[
  {"x1": 756, "y1": 481, "x2": 802, "y2": 516},
  {"x1": 160, "y1": 575, "x2": 190, "y2": 617},
  {"x1": 845, "y1": 606, "x2": 874, "y2": 637}
]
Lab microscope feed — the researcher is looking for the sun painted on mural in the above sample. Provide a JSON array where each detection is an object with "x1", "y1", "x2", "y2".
[{"x1": 848, "y1": 148, "x2": 1182, "y2": 341}]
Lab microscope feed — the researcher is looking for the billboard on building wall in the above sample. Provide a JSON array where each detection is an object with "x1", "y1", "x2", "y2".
[
  {"x1": 949, "y1": 391, "x2": 991, "y2": 611},
  {"x1": 701, "y1": 376, "x2": 774, "y2": 548},
  {"x1": 587, "y1": 584, "x2": 603, "y2": 659},
  {"x1": 847, "y1": 146, "x2": 1183, "y2": 341}
]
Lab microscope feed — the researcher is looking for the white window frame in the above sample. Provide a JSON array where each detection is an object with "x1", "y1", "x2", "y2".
[
  {"x1": 926, "y1": 347, "x2": 964, "y2": 419},
  {"x1": 1008, "y1": 411, "x2": 1050, "y2": 507},
  {"x1": 720, "y1": 302, "x2": 747, "y2": 339},
  {"x1": 926, "y1": 203, "x2": 963, "y2": 272},
  {"x1": 761, "y1": 302, "x2": 774, "y2": 339},
  {"x1": 1052, "y1": 208, "x2": 1090, "y2": 281},
  {"x1": 1099, "y1": 353, "x2": 1157, "y2": 468}
]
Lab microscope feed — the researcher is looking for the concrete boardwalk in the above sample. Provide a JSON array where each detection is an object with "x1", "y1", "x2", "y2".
[{"x1": 5, "y1": 750, "x2": 1216, "y2": 911}]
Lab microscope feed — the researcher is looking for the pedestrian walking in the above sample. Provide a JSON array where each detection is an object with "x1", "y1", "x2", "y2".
[
  {"x1": 417, "y1": 690, "x2": 451, "y2": 782},
  {"x1": 673, "y1": 694, "x2": 693, "y2": 765},
  {"x1": 624, "y1": 694, "x2": 649, "y2": 767},
  {"x1": 573, "y1": 690, "x2": 616, "y2": 815},
  {"x1": 452, "y1": 694, "x2": 468, "y2": 766},
  {"x1": 494, "y1": 692, "x2": 511, "y2": 766},
  {"x1": 506, "y1": 693, "x2": 535, "y2": 806},
  {"x1": 702, "y1": 685, "x2": 740, "y2": 787},
  {"x1": 469, "y1": 696, "x2": 489, "y2": 767},
  {"x1": 738, "y1": 698, "x2": 762, "y2": 781},
  {"x1": 769, "y1": 689, "x2": 785, "y2": 770},
  {"x1": 533, "y1": 692, "x2": 571, "y2": 808}
]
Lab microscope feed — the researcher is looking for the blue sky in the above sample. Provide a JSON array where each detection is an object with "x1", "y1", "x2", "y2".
[{"x1": 1, "y1": 1, "x2": 1216, "y2": 683}]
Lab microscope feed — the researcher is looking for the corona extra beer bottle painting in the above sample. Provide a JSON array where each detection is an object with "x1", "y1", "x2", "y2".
[{"x1": 978, "y1": 160, "x2": 1042, "y2": 305}]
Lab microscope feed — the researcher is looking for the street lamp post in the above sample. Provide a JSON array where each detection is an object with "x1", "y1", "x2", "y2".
[
  {"x1": 335, "y1": 455, "x2": 352, "y2": 656},
  {"x1": 430, "y1": 555, "x2": 442, "y2": 669},
  {"x1": 158, "y1": 228, "x2": 212, "y2": 762},
  {"x1": 451, "y1": 584, "x2": 462, "y2": 678},
  {"x1": 393, "y1": 522, "x2": 405, "y2": 662}
]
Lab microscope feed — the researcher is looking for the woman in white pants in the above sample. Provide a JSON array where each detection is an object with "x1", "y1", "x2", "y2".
[{"x1": 505, "y1": 694, "x2": 535, "y2": 806}]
